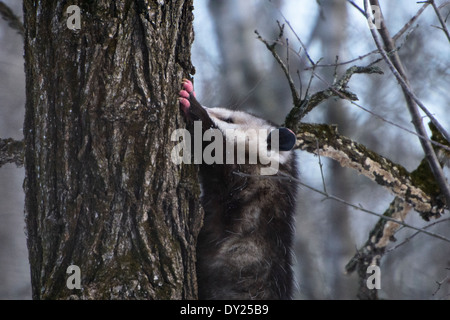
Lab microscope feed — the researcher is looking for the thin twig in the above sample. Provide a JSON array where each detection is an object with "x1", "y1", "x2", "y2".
[
  {"x1": 430, "y1": 0, "x2": 450, "y2": 42},
  {"x1": 286, "y1": 37, "x2": 290, "y2": 77},
  {"x1": 232, "y1": 171, "x2": 450, "y2": 244},
  {"x1": 276, "y1": 9, "x2": 315, "y2": 67},
  {"x1": 308, "y1": 1, "x2": 429, "y2": 71},
  {"x1": 386, "y1": 218, "x2": 450, "y2": 253},
  {"x1": 365, "y1": 0, "x2": 450, "y2": 143},
  {"x1": 304, "y1": 57, "x2": 322, "y2": 99},
  {"x1": 297, "y1": 69, "x2": 303, "y2": 99},
  {"x1": 310, "y1": 70, "x2": 450, "y2": 153},
  {"x1": 305, "y1": 50, "x2": 378, "y2": 70},
  {"x1": 393, "y1": 2, "x2": 430, "y2": 42},
  {"x1": 316, "y1": 139, "x2": 327, "y2": 194},
  {"x1": 347, "y1": 0, "x2": 366, "y2": 15},
  {"x1": 255, "y1": 28, "x2": 301, "y2": 107},
  {"x1": 432, "y1": 272, "x2": 450, "y2": 297}
]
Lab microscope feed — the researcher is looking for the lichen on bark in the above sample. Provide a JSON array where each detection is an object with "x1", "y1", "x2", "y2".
[{"x1": 295, "y1": 123, "x2": 446, "y2": 219}]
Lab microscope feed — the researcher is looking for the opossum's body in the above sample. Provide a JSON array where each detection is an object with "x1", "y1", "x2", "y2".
[{"x1": 179, "y1": 79, "x2": 298, "y2": 300}]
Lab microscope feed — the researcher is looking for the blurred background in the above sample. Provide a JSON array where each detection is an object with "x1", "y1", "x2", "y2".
[
  {"x1": 0, "y1": 0, "x2": 28, "y2": 299},
  {"x1": 1, "y1": 0, "x2": 449, "y2": 299}
]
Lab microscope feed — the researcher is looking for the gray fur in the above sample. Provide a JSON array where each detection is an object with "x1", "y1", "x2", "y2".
[{"x1": 181, "y1": 84, "x2": 298, "y2": 300}]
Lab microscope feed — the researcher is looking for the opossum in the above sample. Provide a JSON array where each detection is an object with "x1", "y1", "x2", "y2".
[{"x1": 178, "y1": 79, "x2": 298, "y2": 300}]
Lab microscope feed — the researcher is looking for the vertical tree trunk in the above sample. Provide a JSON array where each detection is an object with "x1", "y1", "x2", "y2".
[
  {"x1": 314, "y1": 0, "x2": 356, "y2": 299},
  {"x1": 23, "y1": 1, "x2": 202, "y2": 299},
  {"x1": 207, "y1": 0, "x2": 290, "y2": 122}
]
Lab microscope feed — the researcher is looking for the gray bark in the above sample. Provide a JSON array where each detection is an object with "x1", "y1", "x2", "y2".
[{"x1": 23, "y1": 1, "x2": 202, "y2": 299}]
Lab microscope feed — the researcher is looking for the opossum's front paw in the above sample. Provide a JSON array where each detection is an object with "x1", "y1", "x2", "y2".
[
  {"x1": 182, "y1": 78, "x2": 195, "y2": 96},
  {"x1": 179, "y1": 79, "x2": 196, "y2": 114}
]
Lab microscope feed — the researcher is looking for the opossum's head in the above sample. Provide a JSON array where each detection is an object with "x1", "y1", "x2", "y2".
[
  {"x1": 179, "y1": 79, "x2": 297, "y2": 175},
  {"x1": 206, "y1": 106, "x2": 295, "y2": 154}
]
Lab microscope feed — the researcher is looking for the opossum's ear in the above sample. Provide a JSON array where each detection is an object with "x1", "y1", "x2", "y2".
[{"x1": 267, "y1": 128, "x2": 297, "y2": 151}]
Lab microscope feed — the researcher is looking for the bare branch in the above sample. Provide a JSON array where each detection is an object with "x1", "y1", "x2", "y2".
[
  {"x1": 393, "y1": 2, "x2": 430, "y2": 43},
  {"x1": 432, "y1": 271, "x2": 450, "y2": 297},
  {"x1": 277, "y1": 10, "x2": 315, "y2": 67},
  {"x1": 311, "y1": 70, "x2": 450, "y2": 153},
  {"x1": 316, "y1": 139, "x2": 327, "y2": 194},
  {"x1": 386, "y1": 218, "x2": 450, "y2": 253},
  {"x1": 365, "y1": 0, "x2": 450, "y2": 207},
  {"x1": 345, "y1": 196, "x2": 411, "y2": 299},
  {"x1": 429, "y1": 0, "x2": 450, "y2": 43},
  {"x1": 0, "y1": 2, "x2": 24, "y2": 37},
  {"x1": 311, "y1": 1, "x2": 429, "y2": 70},
  {"x1": 347, "y1": 0, "x2": 366, "y2": 15},
  {"x1": 346, "y1": 194, "x2": 450, "y2": 298},
  {"x1": 283, "y1": 64, "x2": 383, "y2": 128},
  {"x1": 361, "y1": 1, "x2": 450, "y2": 144},
  {"x1": 296, "y1": 123, "x2": 446, "y2": 220},
  {"x1": 0, "y1": 138, "x2": 24, "y2": 167},
  {"x1": 256, "y1": 28, "x2": 380, "y2": 124}
]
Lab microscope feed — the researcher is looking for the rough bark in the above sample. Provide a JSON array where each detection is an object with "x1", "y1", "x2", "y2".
[{"x1": 23, "y1": 1, "x2": 202, "y2": 299}]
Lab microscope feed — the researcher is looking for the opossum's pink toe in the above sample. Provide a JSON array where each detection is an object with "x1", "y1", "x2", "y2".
[
  {"x1": 178, "y1": 97, "x2": 190, "y2": 110},
  {"x1": 179, "y1": 89, "x2": 190, "y2": 99},
  {"x1": 182, "y1": 78, "x2": 194, "y2": 94}
]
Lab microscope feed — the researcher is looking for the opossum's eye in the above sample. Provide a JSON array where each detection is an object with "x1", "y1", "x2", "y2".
[
  {"x1": 224, "y1": 117, "x2": 234, "y2": 124},
  {"x1": 267, "y1": 128, "x2": 296, "y2": 151}
]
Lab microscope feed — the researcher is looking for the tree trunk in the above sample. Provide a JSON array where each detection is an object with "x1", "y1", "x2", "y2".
[
  {"x1": 312, "y1": 0, "x2": 356, "y2": 299},
  {"x1": 23, "y1": 1, "x2": 202, "y2": 299}
]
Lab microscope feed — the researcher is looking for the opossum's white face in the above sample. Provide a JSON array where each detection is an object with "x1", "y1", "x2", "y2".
[
  {"x1": 205, "y1": 107, "x2": 272, "y2": 130},
  {"x1": 204, "y1": 107, "x2": 295, "y2": 168}
]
